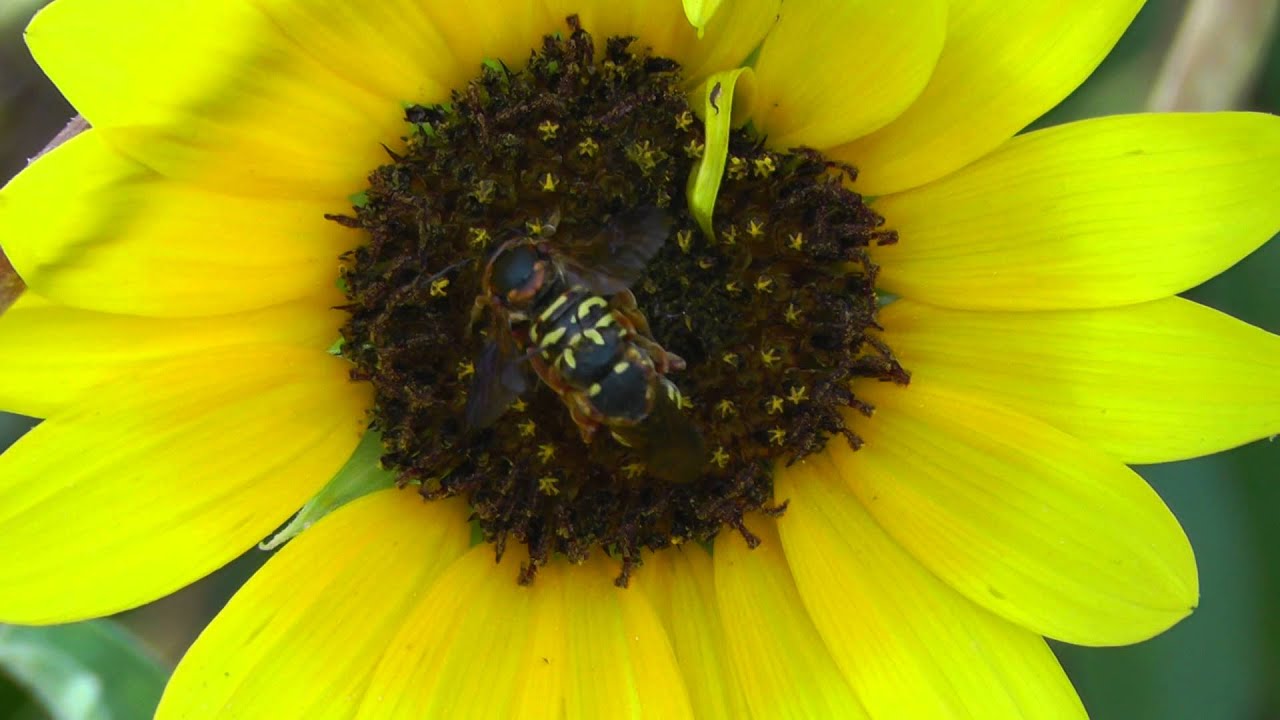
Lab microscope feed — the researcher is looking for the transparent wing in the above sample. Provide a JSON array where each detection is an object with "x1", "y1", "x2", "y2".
[
  {"x1": 613, "y1": 380, "x2": 706, "y2": 484},
  {"x1": 464, "y1": 338, "x2": 533, "y2": 431},
  {"x1": 562, "y1": 207, "x2": 672, "y2": 295}
]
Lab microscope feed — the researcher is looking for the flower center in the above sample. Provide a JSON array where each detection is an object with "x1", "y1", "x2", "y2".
[{"x1": 332, "y1": 17, "x2": 907, "y2": 585}]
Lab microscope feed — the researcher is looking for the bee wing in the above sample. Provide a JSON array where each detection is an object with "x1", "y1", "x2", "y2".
[
  {"x1": 562, "y1": 207, "x2": 672, "y2": 295},
  {"x1": 615, "y1": 380, "x2": 706, "y2": 484},
  {"x1": 464, "y1": 339, "x2": 533, "y2": 431}
]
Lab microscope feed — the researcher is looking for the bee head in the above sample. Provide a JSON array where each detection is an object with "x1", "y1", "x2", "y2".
[{"x1": 486, "y1": 239, "x2": 547, "y2": 307}]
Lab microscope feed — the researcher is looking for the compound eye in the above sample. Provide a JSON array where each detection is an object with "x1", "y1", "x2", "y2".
[{"x1": 490, "y1": 244, "x2": 539, "y2": 296}]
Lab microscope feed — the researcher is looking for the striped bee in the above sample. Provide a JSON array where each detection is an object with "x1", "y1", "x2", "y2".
[{"x1": 466, "y1": 208, "x2": 705, "y2": 483}]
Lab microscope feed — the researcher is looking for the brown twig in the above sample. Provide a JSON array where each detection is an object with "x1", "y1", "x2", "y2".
[
  {"x1": 0, "y1": 114, "x2": 88, "y2": 313},
  {"x1": 1148, "y1": 0, "x2": 1280, "y2": 111}
]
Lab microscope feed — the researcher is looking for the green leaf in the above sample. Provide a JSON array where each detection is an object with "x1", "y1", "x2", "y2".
[
  {"x1": 260, "y1": 430, "x2": 397, "y2": 550},
  {"x1": 0, "y1": 620, "x2": 167, "y2": 720},
  {"x1": 346, "y1": 190, "x2": 370, "y2": 208},
  {"x1": 686, "y1": 67, "x2": 752, "y2": 241}
]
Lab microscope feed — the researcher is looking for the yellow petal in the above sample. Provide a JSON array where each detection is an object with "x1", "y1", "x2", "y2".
[
  {"x1": 156, "y1": 491, "x2": 470, "y2": 720},
  {"x1": 26, "y1": 0, "x2": 404, "y2": 200},
  {"x1": 543, "y1": 0, "x2": 779, "y2": 88},
  {"x1": 881, "y1": 297, "x2": 1280, "y2": 464},
  {"x1": 640, "y1": 548, "x2": 748, "y2": 718},
  {"x1": 713, "y1": 518, "x2": 868, "y2": 720},
  {"x1": 682, "y1": 0, "x2": 725, "y2": 36},
  {"x1": 749, "y1": 0, "x2": 946, "y2": 149},
  {"x1": 776, "y1": 464, "x2": 1088, "y2": 719},
  {"x1": 357, "y1": 551, "x2": 692, "y2": 719},
  {"x1": 563, "y1": 556, "x2": 695, "y2": 720},
  {"x1": 0, "y1": 346, "x2": 370, "y2": 624},
  {"x1": 27, "y1": 0, "x2": 259, "y2": 129},
  {"x1": 676, "y1": 0, "x2": 780, "y2": 85},
  {"x1": 417, "y1": 2, "x2": 554, "y2": 77},
  {"x1": 354, "y1": 547, "x2": 541, "y2": 719},
  {"x1": 0, "y1": 131, "x2": 349, "y2": 316},
  {"x1": 831, "y1": 0, "x2": 1143, "y2": 195},
  {"x1": 0, "y1": 300, "x2": 341, "y2": 418},
  {"x1": 837, "y1": 378, "x2": 1198, "y2": 646},
  {"x1": 251, "y1": 0, "x2": 481, "y2": 107},
  {"x1": 873, "y1": 112, "x2": 1280, "y2": 310},
  {"x1": 254, "y1": 1, "x2": 578, "y2": 119}
]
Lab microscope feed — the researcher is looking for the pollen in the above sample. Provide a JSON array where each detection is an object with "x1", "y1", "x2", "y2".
[
  {"x1": 676, "y1": 229, "x2": 694, "y2": 253},
  {"x1": 539, "y1": 173, "x2": 559, "y2": 192},
  {"x1": 711, "y1": 446, "x2": 731, "y2": 468},
  {"x1": 753, "y1": 155, "x2": 778, "y2": 178},
  {"x1": 456, "y1": 360, "x2": 475, "y2": 380},
  {"x1": 538, "y1": 476, "x2": 560, "y2": 495},
  {"x1": 787, "y1": 385, "x2": 810, "y2": 404},
  {"x1": 471, "y1": 179, "x2": 496, "y2": 204},
  {"x1": 537, "y1": 120, "x2": 560, "y2": 141}
]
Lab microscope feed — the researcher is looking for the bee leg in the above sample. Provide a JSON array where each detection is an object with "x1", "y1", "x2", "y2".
[
  {"x1": 612, "y1": 289, "x2": 654, "y2": 336},
  {"x1": 531, "y1": 355, "x2": 574, "y2": 396},
  {"x1": 568, "y1": 402, "x2": 599, "y2": 444},
  {"x1": 468, "y1": 296, "x2": 489, "y2": 333},
  {"x1": 630, "y1": 333, "x2": 686, "y2": 373}
]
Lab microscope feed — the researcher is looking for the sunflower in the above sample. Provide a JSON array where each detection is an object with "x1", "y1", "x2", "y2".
[{"x1": 1, "y1": 0, "x2": 1278, "y2": 717}]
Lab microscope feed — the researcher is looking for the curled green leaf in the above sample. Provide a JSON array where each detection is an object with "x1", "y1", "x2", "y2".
[
  {"x1": 685, "y1": 67, "x2": 753, "y2": 241},
  {"x1": 260, "y1": 430, "x2": 396, "y2": 550}
]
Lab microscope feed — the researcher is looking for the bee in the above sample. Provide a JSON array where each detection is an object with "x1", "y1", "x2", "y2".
[{"x1": 466, "y1": 208, "x2": 706, "y2": 483}]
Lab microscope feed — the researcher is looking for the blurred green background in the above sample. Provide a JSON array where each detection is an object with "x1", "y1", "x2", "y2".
[{"x1": 1, "y1": 2, "x2": 1278, "y2": 718}]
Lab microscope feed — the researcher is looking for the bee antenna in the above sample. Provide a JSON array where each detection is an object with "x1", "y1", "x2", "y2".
[{"x1": 425, "y1": 257, "x2": 475, "y2": 283}]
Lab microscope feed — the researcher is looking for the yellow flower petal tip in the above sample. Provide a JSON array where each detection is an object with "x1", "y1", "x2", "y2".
[
  {"x1": 682, "y1": 0, "x2": 725, "y2": 37},
  {"x1": 832, "y1": 0, "x2": 1145, "y2": 195},
  {"x1": 836, "y1": 378, "x2": 1200, "y2": 646},
  {"x1": 874, "y1": 112, "x2": 1280, "y2": 310}
]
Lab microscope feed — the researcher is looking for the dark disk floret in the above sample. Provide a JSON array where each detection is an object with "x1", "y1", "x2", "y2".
[{"x1": 332, "y1": 18, "x2": 908, "y2": 585}]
